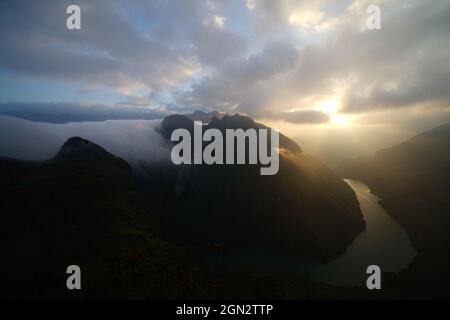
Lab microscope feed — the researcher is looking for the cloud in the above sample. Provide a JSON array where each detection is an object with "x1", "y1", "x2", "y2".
[
  {"x1": 179, "y1": 41, "x2": 299, "y2": 111},
  {"x1": 0, "y1": 0, "x2": 449, "y2": 128},
  {"x1": 267, "y1": 109, "x2": 330, "y2": 124},
  {"x1": 248, "y1": 0, "x2": 338, "y2": 34},
  {"x1": 0, "y1": 102, "x2": 168, "y2": 123},
  {"x1": 0, "y1": 115, "x2": 171, "y2": 167},
  {"x1": 0, "y1": 0, "x2": 244, "y2": 93},
  {"x1": 179, "y1": 0, "x2": 450, "y2": 126}
]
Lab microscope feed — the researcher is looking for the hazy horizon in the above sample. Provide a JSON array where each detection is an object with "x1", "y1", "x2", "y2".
[{"x1": 1, "y1": 112, "x2": 447, "y2": 168}]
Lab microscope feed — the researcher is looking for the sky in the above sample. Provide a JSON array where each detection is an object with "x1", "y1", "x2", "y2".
[{"x1": 1, "y1": 0, "x2": 449, "y2": 162}]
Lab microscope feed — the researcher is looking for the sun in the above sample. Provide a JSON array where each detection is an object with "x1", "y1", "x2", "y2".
[
  {"x1": 331, "y1": 114, "x2": 350, "y2": 126},
  {"x1": 317, "y1": 99, "x2": 339, "y2": 114},
  {"x1": 314, "y1": 98, "x2": 352, "y2": 126}
]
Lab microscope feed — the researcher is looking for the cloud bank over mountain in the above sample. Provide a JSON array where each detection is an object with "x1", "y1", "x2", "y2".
[{"x1": 0, "y1": 115, "x2": 170, "y2": 167}]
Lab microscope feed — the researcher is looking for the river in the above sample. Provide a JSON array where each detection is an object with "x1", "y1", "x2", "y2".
[{"x1": 207, "y1": 179, "x2": 416, "y2": 287}]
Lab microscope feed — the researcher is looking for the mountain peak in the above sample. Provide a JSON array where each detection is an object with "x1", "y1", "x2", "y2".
[
  {"x1": 63, "y1": 136, "x2": 94, "y2": 148},
  {"x1": 186, "y1": 110, "x2": 223, "y2": 123},
  {"x1": 210, "y1": 113, "x2": 255, "y2": 128},
  {"x1": 54, "y1": 136, "x2": 122, "y2": 165},
  {"x1": 161, "y1": 113, "x2": 302, "y2": 153}
]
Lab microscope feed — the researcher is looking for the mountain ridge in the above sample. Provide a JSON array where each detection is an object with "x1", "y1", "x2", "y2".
[
  {"x1": 342, "y1": 122, "x2": 450, "y2": 298},
  {"x1": 0, "y1": 137, "x2": 210, "y2": 298},
  {"x1": 141, "y1": 113, "x2": 364, "y2": 261}
]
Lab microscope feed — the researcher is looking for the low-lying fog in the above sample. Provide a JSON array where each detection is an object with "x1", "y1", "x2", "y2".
[{"x1": 0, "y1": 115, "x2": 171, "y2": 168}]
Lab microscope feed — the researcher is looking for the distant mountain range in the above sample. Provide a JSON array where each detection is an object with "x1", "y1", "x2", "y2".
[
  {"x1": 0, "y1": 103, "x2": 227, "y2": 124},
  {"x1": 0, "y1": 103, "x2": 167, "y2": 124}
]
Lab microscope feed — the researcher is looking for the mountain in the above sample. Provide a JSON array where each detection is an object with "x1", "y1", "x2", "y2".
[
  {"x1": 161, "y1": 113, "x2": 301, "y2": 153},
  {"x1": 0, "y1": 136, "x2": 369, "y2": 299},
  {"x1": 0, "y1": 137, "x2": 209, "y2": 299},
  {"x1": 140, "y1": 114, "x2": 365, "y2": 261},
  {"x1": 342, "y1": 123, "x2": 450, "y2": 298},
  {"x1": 342, "y1": 122, "x2": 450, "y2": 254},
  {"x1": 185, "y1": 110, "x2": 223, "y2": 123}
]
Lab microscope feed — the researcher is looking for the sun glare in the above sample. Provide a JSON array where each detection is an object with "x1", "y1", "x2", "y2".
[
  {"x1": 313, "y1": 98, "x2": 352, "y2": 126},
  {"x1": 317, "y1": 99, "x2": 339, "y2": 114},
  {"x1": 331, "y1": 115, "x2": 350, "y2": 126}
]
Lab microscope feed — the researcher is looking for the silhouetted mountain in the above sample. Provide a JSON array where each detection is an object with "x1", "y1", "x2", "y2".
[
  {"x1": 0, "y1": 136, "x2": 369, "y2": 299},
  {"x1": 142, "y1": 114, "x2": 364, "y2": 261},
  {"x1": 53, "y1": 137, "x2": 127, "y2": 164},
  {"x1": 162, "y1": 113, "x2": 302, "y2": 153},
  {"x1": 186, "y1": 110, "x2": 223, "y2": 123},
  {"x1": 342, "y1": 123, "x2": 450, "y2": 298},
  {"x1": 343, "y1": 122, "x2": 450, "y2": 254},
  {"x1": 0, "y1": 137, "x2": 209, "y2": 299}
]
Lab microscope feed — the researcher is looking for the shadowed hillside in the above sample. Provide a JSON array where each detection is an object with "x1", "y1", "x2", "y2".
[
  {"x1": 140, "y1": 114, "x2": 365, "y2": 262},
  {"x1": 342, "y1": 123, "x2": 450, "y2": 298},
  {"x1": 0, "y1": 136, "x2": 370, "y2": 299},
  {"x1": 0, "y1": 137, "x2": 210, "y2": 299}
]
